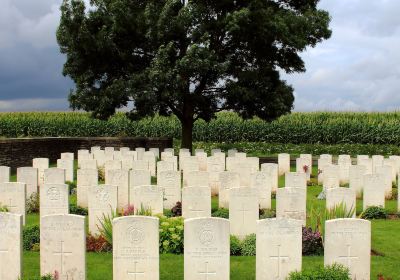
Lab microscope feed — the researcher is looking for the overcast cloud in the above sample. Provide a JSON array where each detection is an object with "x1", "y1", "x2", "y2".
[{"x1": 0, "y1": 0, "x2": 399, "y2": 112}]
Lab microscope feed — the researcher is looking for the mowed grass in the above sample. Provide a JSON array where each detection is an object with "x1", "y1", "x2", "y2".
[{"x1": 21, "y1": 164, "x2": 400, "y2": 279}]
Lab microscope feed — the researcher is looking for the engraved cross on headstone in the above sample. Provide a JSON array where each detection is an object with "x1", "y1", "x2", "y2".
[
  {"x1": 337, "y1": 244, "x2": 358, "y2": 267},
  {"x1": 53, "y1": 241, "x2": 72, "y2": 276},
  {"x1": 238, "y1": 204, "x2": 250, "y2": 224},
  {"x1": 6, "y1": 198, "x2": 17, "y2": 210},
  {"x1": 127, "y1": 261, "x2": 145, "y2": 279},
  {"x1": 269, "y1": 245, "x2": 289, "y2": 279},
  {"x1": 198, "y1": 261, "x2": 216, "y2": 280}
]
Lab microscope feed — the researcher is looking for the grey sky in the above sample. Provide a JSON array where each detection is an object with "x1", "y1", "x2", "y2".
[{"x1": 0, "y1": 0, "x2": 399, "y2": 112}]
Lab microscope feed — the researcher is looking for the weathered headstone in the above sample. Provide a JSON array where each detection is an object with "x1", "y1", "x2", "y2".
[
  {"x1": 44, "y1": 168, "x2": 66, "y2": 185},
  {"x1": 349, "y1": 165, "x2": 366, "y2": 198},
  {"x1": 57, "y1": 158, "x2": 74, "y2": 182},
  {"x1": 250, "y1": 171, "x2": 272, "y2": 209},
  {"x1": 132, "y1": 185, "x2": 163, "y2": 215},
  {"x1": 40, "y1": 214, "x2": 86, "y2": 279},
  {"x1": 276, "y1": 187, "x2": 306, "y2": 226},
  {"x1": 363, "y1": 174, "x2": 385, "y2": 210},
  {"x1": 17, "y1": 167, "x2": 38, "y2": 198},
  {"x1": 184, "y1": 218, "x2": 230, "y2": 280},
  {"x1": 218, "y1": 171, "x2": 240, "y2": 208},
  {"x1": 88, "y1": 185, "x2": 118, "y2": 235},
  {"x1": 106, "y1": 169, "x2": 130, "y2": 210},
  {"x1": 40, "y1": 184, "x2": 69, "y2": 218},
  {"x1": 326, "y1": 188, "x2": 356, "y2": 217},
  {"x1": 256, "y1": 218, "x2": 302, "y2": 280},
  {"x1": 113, "y1": 216, "x2": 159, "y2": 280},
  {"x1": 324, "y1": 219, "x2": 371, "y2": 280},
  {"x1": 33, "y1": 158, "x2": 49, "y2": 187},
  {"x1": 278, "y1": 153, "x2": 290, "y2": 176},
  {"x1": 0, "y1": 182, "x2": 26, "y2": 225},
  {"x1": 182, "y1": 186, "x2": 211, "y2": 219},
  {"x1": 77, "y1": 169, "x2": 98, "y2": 208},
  {"x1": 229, "y1": 187, "x2": 259, "y2": 239},
  {"x1": 0, "y1": 212, "x2": 22, "y2": 280}
]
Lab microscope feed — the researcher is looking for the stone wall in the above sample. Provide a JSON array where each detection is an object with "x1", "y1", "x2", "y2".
[{"x1": 0, "y1": 137, "x2": 172, "y2": 170}]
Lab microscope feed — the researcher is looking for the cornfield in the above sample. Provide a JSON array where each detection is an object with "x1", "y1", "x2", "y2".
[{"x1": 1, "y1": 111, "x2": 400, "y2": 145}]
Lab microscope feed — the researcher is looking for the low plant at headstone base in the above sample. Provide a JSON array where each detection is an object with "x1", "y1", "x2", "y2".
[
  {"x1": 86, "y1": 234, "x2": 112, "y2": 252},
  {"x1": 287, "y1": 264, "x2": 351, "y2": 280},
  {"x1": 135, "y1": 204, "x2": 153, "y2": 216},
  {"x1": 121, "y1": 204, "x2": 135, "y2": 216},
  {"x1": 390, "y1": 188, "x2": 398, "y2": 200},
  {"x1": 66, "y1": 181, "x2": 77, "y2": 195},
  {"x1": 158, "y1": 215, "x2": 184, "y2": 254},
  {"x1": 26, "y1": 192, "x2": 40, "y2": 213},
  {"x1": 259, "y1": 209, "x2": 276, "y2": 219},
  {"x1": 230, "y1": 235, "x2": 242, "y2": 256},
  {"x1": 378, "y1": 274, "x2": 393, "y2": 280},
  {"x1": 360, "y1": 206, "x2": 388, "y2": 220},
  {"x1": 23, "y1": 225, "x2": 40, "y2": 251},
  {"x1": 240, "y1": 234, "x2": 256, "y2": 256},
  {"x1": 211, "y1": 208, "x2": 229, "y2": 219},
  {"x1": 98, "y1": 167, "x2": 105, "y2": 182},
  {"x1": 69, "y1": 204, "x2": 88, "y2": 216},
  {"x1": 97, "y1": 209, "x2": 118, "y2": 246},
  {"x1": 302, "y1": 227, "x2": 324, "y2": 256},
  {"x1": 170, "y1": 202, "x2": 182, "y2": 217},
  {"x1": 22, "y1": 273, "x2": 59, "y2": 280},
  {"x1": 0, "y1": 203, "x2": 9, "y2": 212}
]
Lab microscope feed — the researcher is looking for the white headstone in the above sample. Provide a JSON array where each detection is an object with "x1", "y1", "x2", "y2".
[
  {"x1": 182, "y1": 186, "x2": 211, "y2": 219},
  {"x1": 211, "y1": 149, "x2": 221, "y2": 156},
  {"x1": 326, "y1": 188, "x2": 356, "y2": 217},
  {"x1": 149, "y1": 148, "x2": 160, "y2": 159},
  {"x1": 44, "y1": 168, "x2": 66, "y2": 185},
  {"x1": 129, "y1": 170, "x2": 151, "y2": 188},
  {"x1": 132, "y1": 160, "x2": 149, "y2": 171},
  {"x1": 184, "y1": 218, "x2": 230, "y2": 280},
  {"x1": 57, "y1": 159, "x2": 74, "y2": 182},
  {"x1": 261, "y1": 163, "x2": 278, "y2": 193},
  {"x1": 143, "y1": 151, "x2": 156, "y2": 176},
  {"x1": 104, "y1": 160, "x2": 122, "y2": 177},
  {"x1": 383, "y1": 158, "x2": 397, "y2": 182},
  {"x1": 300, "y1": 154, "x2": 312, "y2": 170},
  {"x1": 218, "y1": 171, "x2": 240, "y2": 208},
  {"x1": 93, "y1": 150, "x2": 106, "y2": 167},
  {"x1": 358, "y1": 158, "x2": 373, "y2": 174},
  {"x1": 349, "y1": 165, "x2": 367, "y2": 198},
  {"x1": 17, "y1": 167, "x2": 38, "y2": 197},
  {"x1": 40, "y1": 214, "x2": 86, "y2": 279},
  {"x1": 0, "y1": 182, "x2": 26, "y2": 225},
  {"x1": 356, "y1": 155, "x2": 369, "y2": 165},
  {"x1": 296, "y1": 157, "x2": 310, "y2": 181},
  {"x1": 363, "y1": 174, "x2": 385, "y2": 210},
  {"x1": 113, "y1": 216, "x2": 159, "y2": 280},
  {"x1": 33, "y1": 158, "x2": 49, "y2": 187},
  {"x1": 256, "y1": 218, "x2": 302, "y2": 280},
  {"x1": 61, "y1": 152, "x2": 74, "y2": 161},
  {"x1": 185, "y1": 171, "x2": 209, "y2": 188},
  {"x1": 106, "y1": 169, "x2": 130, "y2": 210},
  {"x1": 136, "y1": 147, "x2": 145, "y2": 160},
  {"x1": 157, "y1": 171, "x2": 181, "y2": 209},
  {"x1": 79, "y1": 159, "x2": 97, "y2": 170},
  {"x1": 88, "y1": 185, "x2": 118, "y2": 235},
  {"x1": 229, "y1": 187, "x2": 259, "y2": 239},
  {"x1": 278, "y1": 153, "x2": 291, "y2": 176},
  {"x1": 250, "y1": 172, "x2": 272, "y2": 209},
  {"x1": 0, "y1": 212, "x2": 22, "y2": 280},
  {"x1": 77, "y1": 169, "x2": 98, "y2": 208},
  {"x1": 228, "y1": 149, "x2": 237, "y2": 157},
  {"x1": 276, "y1": 187, "x2": 306, "y2": 226},
  {"x1": 372, "y1": 155, "x2": 384, "y2": 172},
  {"x1": 156, "y1": 161, "x2": 174, "y2": 179},
  {"x1": 196, "y1": 151, "x2": 208, "y2": 171},
  {"x1": 132, "y1": 185, "x2": 163, "y2": 215},
  {"x1": 40, "y1": 184, "x2": 69, "y2": 218},
  {"x1": 323, "y1": 165, "x2": 340, "y2": 190},
  {"x1": 375, "y1": 165, "x2": 392, "y2": 198},
  {"x1": 318, "y1": 158, "x2": 331, "y2": 184},
  {"x1": 0, "y1": 166, "x2": 10, "y2": 183},
  {"x1": 285, "y1": 172, "x2": 307, "y2": 189},
  {"x1": 324, "y1": 219, "x2": 371, "y2": 280},
  {"x1": 338, "y1": 155, "x2": 352, "y2": 185}
]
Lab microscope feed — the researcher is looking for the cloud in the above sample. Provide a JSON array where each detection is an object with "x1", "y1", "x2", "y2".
[{"x1": 0, "y1": 98, "x2": 69, "y2": 112}]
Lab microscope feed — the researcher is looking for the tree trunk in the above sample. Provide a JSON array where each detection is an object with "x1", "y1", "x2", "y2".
[{"x1": 181, "y1": 118, "x2": 194, "y2": 152}]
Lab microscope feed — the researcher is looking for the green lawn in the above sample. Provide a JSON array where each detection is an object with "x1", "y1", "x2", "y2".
[{"x1": 19, "y1": 162, "x2": 400, "y2": 279}]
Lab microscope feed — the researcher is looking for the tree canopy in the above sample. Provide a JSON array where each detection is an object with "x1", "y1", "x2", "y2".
[{"x1": 57, "y1": 0, "x2": 331, "y2": 149}]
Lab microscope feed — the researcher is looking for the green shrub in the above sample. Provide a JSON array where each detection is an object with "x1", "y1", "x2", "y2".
[
  {"x1": 302, "y1": 227, "x2": 324, "y2": 256},
  {"x1": 26, "y1": 193, "x2": 40, "y2": 214},
  {"x1": 97, "y1": 209, "x2": 118, "y2": 245},
  {"x1": 0, "y1": 203, "x2": 9, "y2": 212},
  {"x1": 241, "y1": 234, "x2": 256, "y2": 256},
  {"x1": 23, "y1": 225, "x2": 40, "y2": 251},
  {"x1": 230, "y1": 235, "x2": 242, "y2": 256},
  {"x1": 212, "y1": 208, "x2": 229, "y2": 219},
  {"x1": 159, "y1": 216, "x2": 184, "y2": 254},
  {"x1": 360, "y1": 206, "x2": 388, "y2": 220},
  {"x1": 288, "y1": 264, "x2": 351, "y2": 280},
  {"x1": 259, "y1": 209, "x2": 276, "y2": 219},
  {"x1": 70, "y1": 204, "x2": 88, "y2": 216}
]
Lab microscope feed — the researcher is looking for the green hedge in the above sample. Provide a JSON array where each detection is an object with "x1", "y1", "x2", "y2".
[{"x1": 2, "y1": 111, "x2": 400, "y2": 145}]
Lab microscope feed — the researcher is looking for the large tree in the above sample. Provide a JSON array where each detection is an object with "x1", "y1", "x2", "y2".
[{"x1": 57, "y1": 0, "x2": 331, "y2": 150}]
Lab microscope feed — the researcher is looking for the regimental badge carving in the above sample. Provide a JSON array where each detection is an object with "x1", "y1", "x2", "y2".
[
  {"x1": 198, "y1": 220, "x2": 214, "y2": 247},
  {"x1": 127, "y1": 224, "x2": 145, "y2": 245},
  {"x1": 47, "y1": 187, "x2": 60, "y2": 201}
]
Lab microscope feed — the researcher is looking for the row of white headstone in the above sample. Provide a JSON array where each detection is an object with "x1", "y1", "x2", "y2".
[{"x1": 0, "y1": 213, "x2": 370, "y2": 280}]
